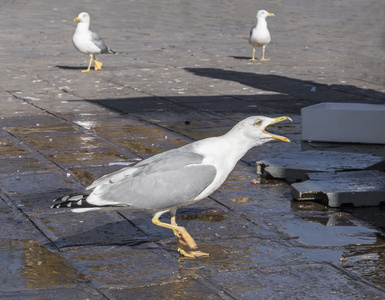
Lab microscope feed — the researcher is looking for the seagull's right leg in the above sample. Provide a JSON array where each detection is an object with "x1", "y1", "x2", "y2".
[
  {"x1": 249, "y1": 48, "x2": 257, "y2": 61},
  {"x1": 170, "y1": 213, "x2": 209, "y2": 258},
  {"x1": 152, "y1": 210, "x2": 208, "y2": 258},
  {"x1": 81, "y1": 54, "x2": 93, "y2": 73},
  {"x1": 94, "y1": 55, "x2": 103, "y2": 71}
]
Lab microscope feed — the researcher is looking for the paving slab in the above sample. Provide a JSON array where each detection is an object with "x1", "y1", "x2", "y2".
[
  {"x1": 291, "y1": 170, "x2": 385, "y2": 207},
  {"x1": 101, "y1": 278, "x2": 224, "y2": 300},
  {"x1": 205, "y1": 264, "x2": 385, "y2": 300},
  {"x1": 0, "y1": 0, "x2": 384, "y2": 298},
  {"x1": 256, "y1": 150, "x2": 385, "y2": 181}
]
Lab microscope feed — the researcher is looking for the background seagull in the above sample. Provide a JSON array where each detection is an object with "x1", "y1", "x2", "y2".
[
  {"x1": 249, "y1": 10, "x2": 275, "y2": 61},
  {"x1": 52, "y1": 116, "x2": 291, "y2": 258},
  {"x1": 72, "y1": 12, "x2": 116, "y2": 73}
]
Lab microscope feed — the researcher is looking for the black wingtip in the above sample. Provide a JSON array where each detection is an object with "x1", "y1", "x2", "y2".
[{"x1": 52, "y1": 192, "x2": 92, "y2": 208}]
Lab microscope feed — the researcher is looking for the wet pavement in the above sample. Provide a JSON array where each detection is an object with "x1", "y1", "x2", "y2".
[{"x1": 0, "y1": 0, "x2": 385, "y2": 299}]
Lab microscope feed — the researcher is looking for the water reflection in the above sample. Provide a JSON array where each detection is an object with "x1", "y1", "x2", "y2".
[
  {"x1": 341, "y1": 233, "x2": 385, "y2": 285},
  {"x1": 0, "y1": 239, "x2": 84, "y2": 291},
  {"x1": 284, "y1": 206, "x2": 385, "y2": 285}
]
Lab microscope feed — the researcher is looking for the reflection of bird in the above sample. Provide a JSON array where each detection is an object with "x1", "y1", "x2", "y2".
[
  {"x1": 72, "y1": 12, "x2": 116, "y2": 73},
  {"x1": 249, "y1": 10, "x2": 275, "y2": 61},
  {"x1": 52, "y1": 116, "x2": 291, "y2": 258}
]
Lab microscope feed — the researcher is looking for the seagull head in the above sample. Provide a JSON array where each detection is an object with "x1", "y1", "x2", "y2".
[
  {"x1": 257, "y1": 10, "x2": 275, "y2": 19},
  {"x1": 74, "y1": 12, "x2": 90, "y2": 23},
  {"x1": 235, "y1": 116, "x2": 291, "y2": 144}
]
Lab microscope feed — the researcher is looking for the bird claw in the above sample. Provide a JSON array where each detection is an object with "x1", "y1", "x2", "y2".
[
  {"x1": 178, "y1": 248, "x2": 209, "y2": 258},
  {"x1": 94, "y1": 60, "x2": 103, "y2": 70}
]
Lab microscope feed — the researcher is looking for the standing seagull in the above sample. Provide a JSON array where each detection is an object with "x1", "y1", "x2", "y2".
[
  {"x1": 72, "y1": 12, "x2": 116, "y2": 73},
  {"x1": 249, "y1": 10, "x2": 275, "y2": 61},
  {"x1": 52, "y1": 116, "x2": 291, "y2": 258}
]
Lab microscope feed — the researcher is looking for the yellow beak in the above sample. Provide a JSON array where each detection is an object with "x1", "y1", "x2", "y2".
[
  {"x1": 263, "y1": 116, "x2": 292, "y2": 142},
  {"x1": 74, "y1": 17, "x2": 80, "y2": 22},
  {"x1": 268, "y1": 13, "x2": 275, "y2": 17}
]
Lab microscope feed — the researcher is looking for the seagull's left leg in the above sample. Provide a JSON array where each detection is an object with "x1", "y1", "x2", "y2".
[
  {"x1": 93, "y1": 55, "x2": 103, "y2": 71},
  {"x1": 260, "y1": 45, "x2": 270, "y2": 61}
]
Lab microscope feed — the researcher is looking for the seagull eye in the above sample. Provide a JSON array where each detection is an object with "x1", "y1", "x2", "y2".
[{"x1": 255, "y1": 120, "x2": 263, "y2": 126}]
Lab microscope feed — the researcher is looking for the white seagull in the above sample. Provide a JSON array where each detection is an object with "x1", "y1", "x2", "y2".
[
  {"x1": 249, "y1": 10, "x2": 275, "y2": 61},
  {"x1": 72, "y1": 12, "x2": 116, "y2": 73},
  {"x1": 52, "y1": 116, "x2": 291, "y2": 258}
]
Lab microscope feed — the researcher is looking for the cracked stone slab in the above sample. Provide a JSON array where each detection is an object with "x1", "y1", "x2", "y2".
[
  {"x1": 291, "y1": 170, "x2": 385, "y2": 207},
  {"x1": 256, "y1": 150, "x2": 385, "y2": 181}
]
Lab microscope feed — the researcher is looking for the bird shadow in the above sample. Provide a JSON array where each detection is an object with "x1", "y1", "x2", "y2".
[
  {"x1": 184, "y1": 67, "x2": 385, "y2": 103},
  {"x1": 55, "y1": 65, "x2": 85, "y2": 70},
  {"x1": 47, "y1": 219, "x2": 158, "y2": 250},
  {"x1": 46, "y1": 207, "x2": 222, "y2": 251},
  {"x1": 230, "y1": 56, "x2": 252, "y2": 61}
]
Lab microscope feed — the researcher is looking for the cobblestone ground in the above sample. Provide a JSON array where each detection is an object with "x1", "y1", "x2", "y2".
[{"x1": 0, "y1": 0, "x2": 384, "y2": 299}]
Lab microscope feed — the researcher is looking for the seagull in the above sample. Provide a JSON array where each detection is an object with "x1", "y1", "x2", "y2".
[
  {"x1": 72, "y1": 12, "x2": 116, "y2": 73},
  {"x1": 52, "y1": 116, "x2": 291, "y2": 258},
  {"x1": 249, "y1": 10, "x2": 275, "y2": 61}
]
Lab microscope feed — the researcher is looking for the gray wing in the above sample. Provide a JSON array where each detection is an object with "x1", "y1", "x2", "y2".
[
  {"x1": 91, "y1": 31, "x2": 110, "y2": 53},
  {"x1": 87, "y1": 166, "x2": 138, "y2": 190},
  {"x1": 249, "y1": 27, "x2": 254, "y2": 42},
  {"x1": 134, "y1": 149, "x2": 205, "y2": 176},
  {"x1": 87, "y1": 148, "x2": 201, "y2": 190},
  {"x1": 87, "y1": 151, "x2": 217, "y2": 210}
]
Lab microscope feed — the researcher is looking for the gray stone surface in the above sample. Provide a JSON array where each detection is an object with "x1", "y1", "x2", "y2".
[
  {"x1": 0, "y1": 0, "x2": 385, "y2": 299},
  {"x1": 256, "y1": 150, "x2": 385, "y2": 181},
  {"x1": 291, "y1": 170, "x2": 385, "y2": 207}
]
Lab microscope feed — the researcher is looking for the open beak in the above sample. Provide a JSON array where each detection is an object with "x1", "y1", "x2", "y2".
[
  {"x1": 263, "y1": 116, "x2": 292, "y2": 142},
  {"x1": 268, "y1": 13, "x2": 275, "y2": 17},
  {"x1": 74, "y1": 17, "x2": 80, "y2": 22}
]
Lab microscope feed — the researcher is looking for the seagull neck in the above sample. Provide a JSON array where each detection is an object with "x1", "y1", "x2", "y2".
[
  {"x1": 220, "y1": 131, "x2": 258, "y2": 161},
  {"x1": 76, "y1": 22, "x2": 90, "y2": 32},
  {"x1": 257, "y1": 18, "x2": 267, "y2": 28}
]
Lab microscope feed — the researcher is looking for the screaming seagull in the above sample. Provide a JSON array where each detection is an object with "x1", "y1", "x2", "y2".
[
  {"x1": 52, "y1": 116, "x2": 291, "y2": 258},
  {"x1": 72, "y1": 12, "x2": 116, "y2": 73},
  {"x1": 249, "y1": 10, "x2": 275, "y2": 61}
]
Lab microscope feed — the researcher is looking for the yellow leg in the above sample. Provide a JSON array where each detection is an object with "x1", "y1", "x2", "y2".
[
  {"x1": 152, "y1": 211, "x2": 209, "y2": 258},
  {"x1": 170, "y1": 215, "x2": 209, "y2": 258},
  {"x1": 260, "y1": 46, "x2": 270, "y2": 61},
  {"x1": 81, "y1": 56, "x2": 93, "y2": 73},
  {"x1": 249, "y1": 48, "x2": 257, "y2": 61},
  {"x1": 94, "y1": 59, "x2": 103, "y2": 71}
]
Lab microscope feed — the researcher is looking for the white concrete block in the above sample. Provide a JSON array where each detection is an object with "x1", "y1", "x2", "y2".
[{"x1": 301, "y1": 102, "x2": 385, "y2": 144}]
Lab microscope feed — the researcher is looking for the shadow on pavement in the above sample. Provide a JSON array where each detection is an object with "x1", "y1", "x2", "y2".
[{"x1": 185, "y1": 68, "x2": 385, "y2": 101}]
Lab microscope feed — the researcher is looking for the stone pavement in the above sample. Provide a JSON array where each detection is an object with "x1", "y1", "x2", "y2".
[{"x1": 0, "y1": 0, "x2": 385, "y2": 299}]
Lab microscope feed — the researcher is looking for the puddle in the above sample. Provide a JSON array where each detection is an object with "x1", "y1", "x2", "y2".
[
  {"x1": 91, "y1": 124, "x2": 172, "y2": 140},
  {"x1": 282, "y1": 213, "x2": 379, "y2": 247},
  {"x1": 44, "y1": 148, "x2": 136, "y2": 167},
  {"x1": 22, "y1": 134, "x2": 108, "y2": 151},
  {"x1": 6, "y1": 123, "x2": 81, "y2": 135},
  {"x1": 117, "y1": 137, "x2": 188, "y2": 157},
  {"x1": 230, "y1": 197, "x2": 254, "y2": 203},
  {"x1": 178, "y1": 212, "x2": 227, "y2": 223},
  {"x1": 341, "y1": 233, "x2": 385, "y2": 285},
  {"x1": 0, "y1": 239, "x2": 84, "y2": 292}
]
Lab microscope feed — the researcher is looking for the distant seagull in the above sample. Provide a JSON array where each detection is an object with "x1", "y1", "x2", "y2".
[
  {"x1": 73, "y1": 12, "x2": 116, "y2": 73},
  {"x1": 52, "y1": 116, "x2": 291, "y2": 258},
  {"x1": 249, "y1": 10, "x2": 275, "y2": 61}
]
